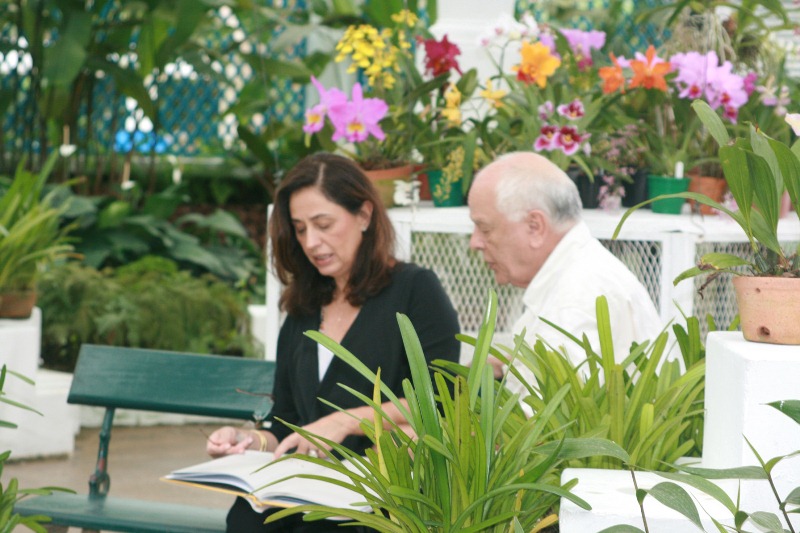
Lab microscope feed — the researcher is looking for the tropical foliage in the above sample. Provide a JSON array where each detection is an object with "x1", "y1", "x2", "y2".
[
  {"x1": 0, "y1": 154, "x2": 74, "y2": 292},
  {"x1": 449, "y1": 296, "x2": 706, "y2": 472},
  {"x1": 613, "y1": 99, "x2": 800, "y2": 281},
  {"x1": 38, "y1": 257, "x2": 255, "y2": 372},
  {"x1": 0, "y1": 365, "x2": 73, "y2": 532},
  {"x1": 262, "y1": 291, "x2": 629, "y2": 532},
  {"x1": 606, "y1": 399, "x2": 800, "y2": 533}
]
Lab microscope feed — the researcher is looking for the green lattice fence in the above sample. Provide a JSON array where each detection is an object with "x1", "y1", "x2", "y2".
[
  {"x1": 515, "y1": 0, "x2": 667, "y2": 52},
  {"x1": 0, "y1": 1, "x2": 667, "y2": 171},
  {"x1": 0, "y1": 0, "x2": 306, "y2": 166}
]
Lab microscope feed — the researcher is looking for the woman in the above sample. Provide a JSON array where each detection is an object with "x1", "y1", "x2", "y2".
[{"x1": 206, "y1": 152, "x2": 460, "y2": 532}]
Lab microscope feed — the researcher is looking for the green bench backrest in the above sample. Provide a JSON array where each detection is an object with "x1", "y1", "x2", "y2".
[{"x1": 69, "y1": 344, "x2": 275, "y2": 421}]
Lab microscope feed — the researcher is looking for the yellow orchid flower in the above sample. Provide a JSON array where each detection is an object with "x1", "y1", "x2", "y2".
[
  {"x1": 480, "y1": 79, "x2": 507, "y2": 108},
  {"x1": 442, "y1": 85, "x2": 462, "y2": 126},
  {"x1": 513, "y1": 41, "x2": 561, "y2": 88}
]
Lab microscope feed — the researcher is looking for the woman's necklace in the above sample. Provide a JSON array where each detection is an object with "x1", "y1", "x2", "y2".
[{"x1": 320, "y1": 298, "x2": 359, "y2": 336}]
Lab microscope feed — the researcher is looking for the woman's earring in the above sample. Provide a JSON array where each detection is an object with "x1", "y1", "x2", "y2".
[{"x1": 361, "y1": 226, "x2": 368, "y2": 232}]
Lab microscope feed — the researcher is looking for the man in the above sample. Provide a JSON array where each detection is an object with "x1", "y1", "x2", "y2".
[{"x1": 468, "y1": 151, "x2": 662, "y2": 400}]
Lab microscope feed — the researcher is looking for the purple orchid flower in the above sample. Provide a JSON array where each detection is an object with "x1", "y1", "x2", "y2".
[
  {"x1": 671, "y1": 51, "x2": 747, "y2": 122},
  {"x1": 560, "y1": 28, "x2": 606, "y2": 69},
  {"x1": 671, "y1": 51, "x2": 709, "y2": 99},
  {"x1": 303, "y1": 76, "x2": 347, "y2": 134},
  {"x1": 327, "y1": 83, "x2": 388, "y2": 143}
]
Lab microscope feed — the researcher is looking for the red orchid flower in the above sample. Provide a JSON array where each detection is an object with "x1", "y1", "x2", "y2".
[{"x1": 423, "y1": 34, "x2": 462, "y2": 77}]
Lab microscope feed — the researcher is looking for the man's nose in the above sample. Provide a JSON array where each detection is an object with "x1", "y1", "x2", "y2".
[{"x1": 469, "y1": 230, "x2": 483, "y2": 250}]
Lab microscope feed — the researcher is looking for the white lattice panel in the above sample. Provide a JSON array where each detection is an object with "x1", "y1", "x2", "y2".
[
  {"x1": 411, "y1": 232, "x2": 524, "y2": 333},
  {"x1": 263, "y1": 206, "x2": 800, "y2": 361},
  {"x1": 692, "y1": 241, "x2": 800, "y2": 338}
]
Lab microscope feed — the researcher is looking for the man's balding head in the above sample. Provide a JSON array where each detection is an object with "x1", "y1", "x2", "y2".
[{"x1": 468, "y1": 152, "x2": 582, "y2": 287}]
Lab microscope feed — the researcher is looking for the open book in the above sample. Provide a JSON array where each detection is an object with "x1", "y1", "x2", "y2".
[{"x1": 162, "y1": 451, "x2": 371, "y2": 514}]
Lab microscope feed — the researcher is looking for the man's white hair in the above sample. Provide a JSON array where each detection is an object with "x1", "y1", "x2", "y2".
[{"x1": 493, "y1": 152, "x2": 582, "y2": 230}]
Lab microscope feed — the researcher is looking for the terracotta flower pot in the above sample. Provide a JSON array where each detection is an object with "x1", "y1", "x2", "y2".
[
  {"x1": 362, "y1": 164, "x2": 414, "y2": 209},
  {"x1": 733, "y1": 276, "x2": 800, "y2": 345},
  {"x1": 0, "y1": 290, "x2": 37, "y2": 319},
  {"x1": 687, "y1": 174, "x2": 728, "y2": 215}
]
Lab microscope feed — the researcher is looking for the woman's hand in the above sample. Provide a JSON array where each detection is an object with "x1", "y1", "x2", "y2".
[
  {"x1": 273, "y1": 411, "x2": 355, "y2": 459},
  {"x1": 205, "y1": 426, "x2": 253, "y2": 458}
]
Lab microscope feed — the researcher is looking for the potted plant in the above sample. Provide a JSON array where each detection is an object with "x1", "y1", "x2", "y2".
[
  {"x1": 614, "y1": 99, "x2": 800, "y2": 345},
  {"x1": 0, "y1": 154, "x2": 74, "y2": 318},
  {"x1": 262, "y1": 291, "x2": 629, "y2": 531},
  {"x1": 302, "y1": 7, "x2": 451, "y2": 207},
  {"x1": 477, "y1": 19, "x2": 607, "y2": 185}
]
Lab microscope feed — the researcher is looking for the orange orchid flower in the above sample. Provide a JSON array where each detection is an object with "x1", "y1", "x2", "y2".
[
  {"x1": 629, "y1": 45, "x2": 671, "y2": 91},
  {"x1": 513, "y1": 41, "x2": 561, "y2": 88},
  {"x1": 598, "y1": 52, "x2": 625, "y2": 94}
]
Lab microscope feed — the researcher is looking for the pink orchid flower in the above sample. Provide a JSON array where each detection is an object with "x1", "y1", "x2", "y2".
[
  {"x1": 303, "y1": 76, "x2": 347, "y2": 134},
  {"x1": 557, "y1": 99, "x2": 585, "y2": 120},
  {"x1": 555, "y1": 125, "x2": 584, "y2": 155},
  {"x1": 538, "y1": 101, "x2": 554, "y2": 120},
  {"x1": 560, "y1": 28, "x2": 606, "y2": 69},
  {"x1": 327, "y1": 83, "x2": 388, "y2": 143},
  {"x1": 534, "y1": 124, "x2": 558, "y2": 151}
]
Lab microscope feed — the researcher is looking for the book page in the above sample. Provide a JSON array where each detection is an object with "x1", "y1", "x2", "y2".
[{"x1": 163, "y1": 451, "x2": 371, "y2": 512}]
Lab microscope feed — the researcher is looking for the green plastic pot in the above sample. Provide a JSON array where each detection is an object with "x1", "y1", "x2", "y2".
[
  {"x1": 647, "y1": 175, "x2": 691, "y2": 214},
  {"x1": 428, "y1": 169, "x2": 464, "y2": 207}
]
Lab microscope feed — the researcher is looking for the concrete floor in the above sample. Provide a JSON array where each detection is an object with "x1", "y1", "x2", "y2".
[{"x1": 6, "y1": 424, "x2": 234, "y2": 531}]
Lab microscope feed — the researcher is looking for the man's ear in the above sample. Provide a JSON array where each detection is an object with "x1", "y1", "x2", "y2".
[{"x1": 524, "y1": 210, "x2": 549, "y2": 248}]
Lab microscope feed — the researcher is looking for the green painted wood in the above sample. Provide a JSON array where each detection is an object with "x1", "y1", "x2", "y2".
[
  {"x1": 14, "y1": 493, "x2": 227, "y2": 533},
  {"x1": 13, "y1": 344, "x2": 276, "y2": 531},
  {"x1": 68, "y1": 344, "x2": 275, "y2": 420}
]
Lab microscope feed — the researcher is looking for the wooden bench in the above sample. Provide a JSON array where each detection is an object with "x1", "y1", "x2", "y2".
[{"x1": 14, "y1": 344, "x2": 276, "y2": 533}]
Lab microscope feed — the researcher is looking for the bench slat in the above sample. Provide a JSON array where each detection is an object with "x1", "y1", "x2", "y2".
[
  {"x1": 14, "y1": 493, "x2": 228, "y2": 533},
  {"x1": 14, "y1": 344, "x2": 277, "y2": 531},
  {"x1": 69, "y1": 345, "x2": 275, "y2": 420}
]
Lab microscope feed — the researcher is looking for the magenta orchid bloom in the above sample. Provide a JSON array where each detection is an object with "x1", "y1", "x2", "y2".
[
  {"x1": 743, "y1": 72, "x2": 758, "y2": 96},
  {"x1": 555, "y1": 125, "x2": 584, "y2": 155},
  {"x1": 303, "y1": 76, "x2": 347, "y2": 134},
  {"x1": 560, "y1": 28, "x2": 606, "y2": 69},
  {"x1": 327, "y1": 83, "x2": 388, "y2": 143},
  {"x1": 534, "y1": 124, "x2": 558, "y2": 151},
  {"x1": 671, "y1": 51, "x2": 748, "y2": 122},
  {"x1": 557, "y1": 99, "x2": 585, "y2": 120}
]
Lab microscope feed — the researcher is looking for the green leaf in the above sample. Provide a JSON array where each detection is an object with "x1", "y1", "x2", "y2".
[
  {"x1": 698, "y1": 252, "x2": 753, "y2": 270},
  {"x1": 784, "y1": 486, "x2": 800, "y2": 506},
  {"x1": 647, "y1": 482, "x2": 703, "y2": 530},
  {"x1": 747, "y1": 511, "x2": 784, "y2": 532},
  {"x1": 655, "y1": 471, "x2": 736, "y2": 514},
  {"x1": 719, "y1": 145, "x2": 754, "y2": 236},
  {"x1": 692, "y1": 100, "x2": 730, "y2": 147},
  {"x1": 43, "y1": 11, "x2": 91, "y2": 87},
  {"x1": 154, "y1": 0, "x2": 207, "y2": 69},
  {"x1": 675, "y1": 464, "x2": 768, "y2": 480},
  {"x1": 746, "y1": 140, "x2": 780, "y2": 234},
  {"x1": 768, "y1": 400, "x2": 800, "y2": 426},
  {"x1": 769, "y1": 138, "x2": 800, "y2": 221},
  {"x1": 597, "y1": 527, "x2": 646, "y2": 533},
  {"x1": 534, "y1": 437, "x2": 631, "y2": 463},
  {"x1": 749, "y1": 210, "x2": 783, "y2": 256}
]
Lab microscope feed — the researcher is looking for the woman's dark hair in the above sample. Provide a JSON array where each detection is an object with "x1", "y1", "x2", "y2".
[{"x1": 270, "y1": 152, "x2": 396, "y2": 316}]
